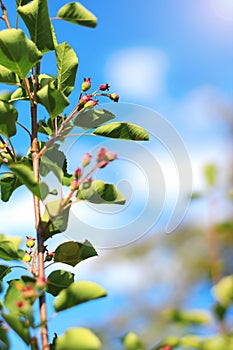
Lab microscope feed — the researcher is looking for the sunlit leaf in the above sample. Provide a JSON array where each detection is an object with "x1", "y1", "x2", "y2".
[
  {"x1": 73, "y1": 109, "x2": 115, "y2": 129},
  {"x1": 122, "y1": 332, "x2": 146, "y2": 350},
  {"x1": 212, "y1": 275, "x2": 233, "y2": 308},
  {"x1": 56, "y1": 327, "x2": 102, "y2": 350},
  {"x1": 204, "y1": 164, "x2": 217, "y2": 187},
  {"x1": 93, "y1": 122, "x2": 149, "y2": 141},
  {"x1": 77, "y1": 180, "x2": 126, "y2": 205},
  {"x1": 36, "y1": 81, "x2": 69, "y2": 118},
  {"x1": 9, "y1": 163, "x2": 49, "y2": 200},
  {"x1": 56, "y1": 42, "x2": 78, "y2": 96},
  {"x1": 201, "y1": 335, "x2": 233, "y2": 350},
  {"x1": 0, "y1": 234, "x2": 24, "y2": 261},
  {"x1": 0, "y1": 100, "x2": 18, "y2": 137},
  {"x1": 54, "y1": 240, "x2": 97, "y2": 267},
  {"x1": 164, "y1": 308, "x2": 211, "y2": 325},
  {"x1": 54, "y1": 281, "x2": 107, "y2": 312},
  {"x1": 0, "y1": 29, "x2": 42, "y2": 77},
  {"x1": 0, "y1": 173, "x2": 22, "y2": 202},
  {"x1": 57, "y1": 2, "x2": 97, "y2": 28},
  {"x1": 18, "y1": 0, "x2": 55, "y2": 52}
]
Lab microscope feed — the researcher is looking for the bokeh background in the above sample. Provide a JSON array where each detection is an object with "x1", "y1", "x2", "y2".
[{"x1": 0, "y1": 0, "x2": 233, "y2": 349}]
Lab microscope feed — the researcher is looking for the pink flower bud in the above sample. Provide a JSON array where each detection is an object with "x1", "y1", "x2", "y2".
[
  {"x1": 70, "y1": 179, "x2": 80, "y2": 191},
  {"x1": 106, "y1": 151, "x2": 117, "y2": 161},
  {"x1": 97, "y1": 160, "x2": 109, "y2": 168},
  {"x1": 26, "y1": 236, "x2": 36, "y2": 248},
  {"x1": 74, "y1": 167, "x2": 82, "y2": 179},
  {"x1": 82, "y1": 78, "x2": 91, "y2": 92},
  {"x1": 99, "y1": 83, "x2": 110, "y2": 91},
  {"x1": 109, "y1": 93, "x2": 119, "y2": 102},
  {"x1": 83, "y1": 99, "x2": 98, "y2": 109},
  {"x1": 96, "y1": 147, "x2": 107, "y2": 162},
  {"x1": 79, "y1": 94, "x2": 92, "y2": 103},
  {"x1": 82, "y1": 153, "x2": 92, "y2": 167}
]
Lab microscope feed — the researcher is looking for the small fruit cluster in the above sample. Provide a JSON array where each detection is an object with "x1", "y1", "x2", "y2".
[
  {"x1": 22, "y1": 236, "x2": 36, "y2": 263},
  {"x1": 70, "y1": 147, "x2": 117, "y2": 193},
  {"x1": 78, "y1": 78, "x2": 119, "y2": 111},
  {"x1": 44, "y1": 245, "x2": 55, "y2": 262}
]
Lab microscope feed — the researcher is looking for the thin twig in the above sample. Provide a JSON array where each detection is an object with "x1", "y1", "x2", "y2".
[
  {"x1": 0, "y1": 135, "x2": 15, "y2": 161},
  {"x1": 17, "y1": 121, "x2": 32, "y2": 140},
  {"x1": 0, "y1": 0, "x2": 11, "y2": 29}
]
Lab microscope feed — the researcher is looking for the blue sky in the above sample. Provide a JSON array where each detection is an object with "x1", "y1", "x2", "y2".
[{"x1": 1, "y1": 0, "x2": 233, "y2": 348}]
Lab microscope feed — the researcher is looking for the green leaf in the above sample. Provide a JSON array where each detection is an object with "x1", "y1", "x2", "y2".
[
  {"x1": 204, "y1": 163, "x2": 217, "y2": 187},
  {"x1": 164, "y1": 308, "x2": 211, "y2": 325},
  {"x1": 0, "y1": 265, "x2": 11, "y2": 281},
  {"x1": 37, "y1": 81, "x2": 69, "y2": 118},
  {"x1": 93, "y1": 122, "x2": 149, "y2": 141},
  {"x1": 56, "y1": 327, "x2": 102, "y2": 350},
  {"x1": 0, "y1": 29, "x2": 42, "y2": 78},
  {"x1": 0, "y1": 65, "x2": 20, "y2": 86},
  {"x1": 47, "y1": 270, "x2": 74, "y2": 296},
  {"x1": 77, "y1": 180, "x2": 126, "y2": 205},
  {"x1": 9, "y1": 163, "x2": 49, "y2": 200},
  {"x1": 16, "y1": 0, "x2": 31, "y2": 6},
  {"x1": 40, "y1": 144, "x2": 66, "y2": 181},
  {"x1": 0, "y1": 234, "x2": 24, "y2": 261},
  {"x1": 54, "y1": 240, "x2": 97, "y2": 267},
  {"x1": 56, "y1": 42, "x2": 78, "y2": 96},
  {"x1": 4, "y1": 278, "x2": 36, "y2": 326},
  {"x1": 38, "y1": 119, "x2": 54, "y2": 136},
  {"x1": 2, "y1": 313, "x2": 31, "y2": 345},
  {"x1": 0, "y1": 91, "x2": 12, "y2": 102},
  {"x1": 180, "y1": 335, "x2": 202, "y2": 348},
  {"x1": 201, "y1": 335, "x2": 233, "y2": 350},
  {"x1": 42, "y1": 200, "x2": 70, "y2": 240},
  {"x1": 122, "y1": 332, "x2": 146, "y2": 350},
  {"x1": 0, "y1": 265, "x2": 12, "y2": 293},
  {"x1": 0, "y1": 324, "x2": 9, "y2": 350},
  {"x1": 0, "y1": 173, "x2": 22, "y2": 202},
  {"x1": 73, "y1": 109, "x2": 115, "y2": 129},
  {"x1": 57, "y1": 2, "x2": 97, "y2": 28},
  {"x1": 0, "y1": 100, "x2": 18, "y2": 137},
  {"x1": 18, "y1": 0, "x2": 55, "y2": 53},
  {"x1": 54, "y1": 281, "x2": 107, "y2": 312},
  {"x1": 212, "y1": 275, "x2": 233, "y2": 308}
]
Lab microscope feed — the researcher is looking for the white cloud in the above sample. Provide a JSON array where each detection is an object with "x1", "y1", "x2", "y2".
[{"x1": 105, "y1": 47, "x2": 169, "y2": 102}]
